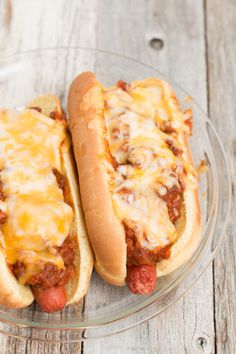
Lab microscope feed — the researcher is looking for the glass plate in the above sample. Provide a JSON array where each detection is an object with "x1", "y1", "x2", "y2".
[{"x1": 0, "y1": 47, "x2": 231, "y2": 342}]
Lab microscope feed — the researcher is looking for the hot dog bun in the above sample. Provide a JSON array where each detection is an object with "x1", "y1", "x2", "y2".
[
  {"x1": 68, "y1": 73, "x2": 126, "y2": 286},
  {"x1": 0, "y1": 95, "x2": 93, "y2": 309},
  {"x1": 0, "y1": 251, "x2": 34, "y2": 308},
  {"x1": 68, "y1": 72, "x2": 201, "y2": 287}
]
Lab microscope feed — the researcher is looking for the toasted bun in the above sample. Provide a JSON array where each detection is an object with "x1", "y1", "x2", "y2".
[
  {"x1": 69, "y1": 72, "x2": 126, "y2": 286},
  {"x1": 0, "y1": 252, "x2": 34, "y2": 308},
  {"x1": 156, "y1": 131, "x2": 202, "y2": 276},
  {"x1": 0, "y1": 95, "x2": 93, "y2": 308},
  {"x1": 62, "y1": 147, "x2": 93, "y2": 304},
  {"x1": 68, "y1": 73, "x2": 202, "y2": 286}
]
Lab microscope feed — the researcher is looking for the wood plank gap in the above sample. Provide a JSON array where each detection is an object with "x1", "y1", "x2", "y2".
[
  {"x1": 212, "y1": 263, "x2": 217, "y2": 354},
  {"x1": 203, "y1": 0, "x2": 210, "y2": 117},
  {"x1": 80, "y1": 292, "x2": 87, "y2": 354},
  {"x1": 203, "y1": 2, "x2": 217, "y2": 353},
  {"x1": 94, "y1": 0, "x2": 100, "y2": 52},
  {"x1": 81, "y1": 341, "x2": 84, "y2": 354},
  {"x1": 94, "y1": 0, "x2": 101, "y2": 74}
]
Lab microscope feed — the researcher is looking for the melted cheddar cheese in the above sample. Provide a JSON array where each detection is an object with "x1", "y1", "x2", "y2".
[
  {"x1": 104, "y1": 79, "x2": 197, "y2": 250},
  {"x1": 0, "y1": 109, "x2": 73, "y2": 283}
]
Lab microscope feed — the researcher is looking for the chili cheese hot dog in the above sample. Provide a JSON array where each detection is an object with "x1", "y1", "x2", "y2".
[
  {"x1": 68, "y1": 72, "x2": 202, "y2": 295},
  {"x1": 0, "y1": 95, "x2": 93, "y2": 311}
]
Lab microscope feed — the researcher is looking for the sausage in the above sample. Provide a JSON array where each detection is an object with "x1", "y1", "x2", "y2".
[
  {"x1": 126, "y1": 264, "x2": 157, "y2": 295},
  {"x1": 34, "y1": 286, "x2": 67, "y2": 312}
]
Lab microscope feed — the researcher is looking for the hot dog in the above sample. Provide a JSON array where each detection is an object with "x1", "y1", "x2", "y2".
[
  {"x1": 126, "y1": 265, "x2": 157, "y2": 295},
  {"x1": 68, "y1": 72, "x2": 202, "y2": 295},
  {"x1": 33, "y1": 286, "x2": 67, "y2": 313},
  {"x1": 0, "y1": 95, "x2": 93, "y2": 311}
]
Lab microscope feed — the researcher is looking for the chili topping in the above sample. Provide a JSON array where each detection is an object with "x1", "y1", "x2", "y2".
[
  {"x1": 0, "y1": 108, "x2": 73, "y2": 285},
  {"x1": 103, "y1": 78, "x2": 197, "y2": 266}
]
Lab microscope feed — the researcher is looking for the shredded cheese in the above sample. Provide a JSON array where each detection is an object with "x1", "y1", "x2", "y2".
[
  {"x1": 104, "y1": 79, "x2": 197, "y2": 249},
  {"x1": 0, "y1": 109, "x2": 73, "y2": 283}
]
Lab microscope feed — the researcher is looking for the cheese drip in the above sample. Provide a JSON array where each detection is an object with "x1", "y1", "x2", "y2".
[
  {"x1": 104, "y1": 79, "x2": 197, "y2": 250},
  {"x1": 0, "y1": 109, "x2": 73, "y2": 283}
]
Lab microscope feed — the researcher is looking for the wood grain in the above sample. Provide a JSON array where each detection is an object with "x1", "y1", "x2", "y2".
[
  {"x1": 83, "y1": 0, "x2": 214, "y2": 353},
  {"x1": 0, "y1": 0, "x2": 235, "y2": 352},
  {"x1": 0, "y1": 0, "x2": 99, "y2": 353},
  {"x1": 206, "y1": 0, "x2": 236, "y2": 352}
]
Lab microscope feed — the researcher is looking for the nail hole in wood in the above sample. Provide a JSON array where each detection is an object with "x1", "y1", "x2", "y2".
[
  {"x1": 149, "y1": 38, "x2": 164, "y2": 50},
  {"x1": 197, "y1": 337, "x2": 207, "y2": 348}
]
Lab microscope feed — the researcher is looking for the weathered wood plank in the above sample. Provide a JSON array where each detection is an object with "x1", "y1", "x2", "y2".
[
  {"x1": 0, "y1": 0, "x2": 98, "y2": 353},
  {"x1": 206, "y1": 0, "x2": 236, "y2": 352},
  {"x1": 83, "y1": 1, "x2": 215, "y2": 353},
  {"x1": 2, "y1": 0, "x2": 98, "y2": 55},
  {"x1": 0, "y1": 0, "x2": 12, "y2": 52},
  {"x1": 0, "y1": 0, "x2": 229, "y2": 353}
]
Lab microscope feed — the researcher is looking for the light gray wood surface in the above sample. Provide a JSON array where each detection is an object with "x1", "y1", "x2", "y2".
[
  {"x1": 0, "y1": 0, "x2": 235, "y2": 353},
  {"x1": 206, "y1": 1, "x2": 236, "y2": 353}
]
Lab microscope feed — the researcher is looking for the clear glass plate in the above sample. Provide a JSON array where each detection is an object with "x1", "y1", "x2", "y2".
[{"x1": 0, "y1": 47, "x2": 231, "y2": 342}]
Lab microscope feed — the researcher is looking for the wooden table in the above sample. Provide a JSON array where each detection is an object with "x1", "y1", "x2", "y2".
[{"x1": 0, "y1": 0, "x2": 235, "y2": 353}]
